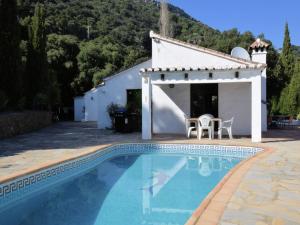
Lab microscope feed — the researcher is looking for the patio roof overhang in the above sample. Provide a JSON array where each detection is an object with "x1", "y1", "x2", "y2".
[{"x1": 140, "y1": 64, "x2": 266, "y2": 84}]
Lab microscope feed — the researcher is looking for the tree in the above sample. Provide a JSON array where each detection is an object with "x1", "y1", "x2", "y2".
[
  {"x1": 93, "y1": 63, "x2": 115, "y2": 86},
  {"x1": 25, "y1": 3, "x2": 51, "y2": 108},
  {"x1": 73, "y1": 38, "x2": 126, "y2": 95},
  {"x1": 0, "y1": 0, "x2": 22, "y2": 109},
  {"x1": 278, "y1": 61, "x2": 300, "y2": 116},
  {"x1": 123, "y1": 48, "x2": 144, "y2": 68},
  {"x1": 73, "y1": 41, "x2": 106, "y2": 94},
  {"x1": 160, "y1": 0, "x2": 170, "y2": 37},
  {"x1": 47, "y1": 34, "x2": 80, "y2": 107},
  {"x1": 281, "y1": 23, "x2": 295, "y2": 81},
  {"x1": 287, "y1": 61, "x2": 300, "y2": 115},
  {"x1": 275, "y1": 24, "x2": 295, "y2": 87},
  {"x1": 272, "y1": 23, "x2": 295, "y2": 114}
]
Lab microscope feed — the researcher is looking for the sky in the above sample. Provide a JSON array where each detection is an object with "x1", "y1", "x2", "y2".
[{"x1": 169, "y1": 0, "x2": 299, "y2": 49}]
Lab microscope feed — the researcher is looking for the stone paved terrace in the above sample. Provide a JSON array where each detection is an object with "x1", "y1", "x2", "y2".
[{"x1": 0, "y1": 122, "x2": 299, "y2": 225}]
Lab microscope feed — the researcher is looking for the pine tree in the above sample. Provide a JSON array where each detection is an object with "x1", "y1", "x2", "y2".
[
  {"x1": 287, "y1": 61, "x2": 300, "y2": 115},
  {"x1": 25, "y1": 3, "x2": 50, "y2": 109},
  {"x1": 274, "y1": 23, "x2": 296, "y2": 114},
  {"x1": 0, "y1": 0, "x2": 22, "y2": 109},
  {"x1": 278, "y1": 61, "x2": 300, "y2": 116},
  {"x1": 280, "y1": 23, "x2": 295, "y2": 83}
]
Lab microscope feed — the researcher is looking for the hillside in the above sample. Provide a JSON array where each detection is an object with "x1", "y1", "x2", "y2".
[
  {"x1": 19, "y1": 0, "x2": 258, "y2": 54},
  {"x1": 16, "y1": 0, "x2": 276, "y2": 107}
]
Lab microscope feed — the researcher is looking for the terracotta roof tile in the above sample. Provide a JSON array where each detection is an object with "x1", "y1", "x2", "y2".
[{"x1": 249, "y1": 38, "x2": 270, "y2": 50}]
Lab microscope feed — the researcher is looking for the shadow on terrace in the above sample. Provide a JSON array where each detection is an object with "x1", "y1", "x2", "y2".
[
  {"x1": 0, "y1": 121, "x2": 299, "y2": 159},
  {"x1": 0, "y1": 122, "x2": 141, "y2": 158}
]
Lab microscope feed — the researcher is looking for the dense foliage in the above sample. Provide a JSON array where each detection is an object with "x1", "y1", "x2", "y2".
[
  {"x1": 270, "y1": 24, "x2": 299, "y2": 116},
  {"x1": 0, "y1": 0, "x2": 299, "y2": 117},
  {"x1": 25, "y1": 3, "x2": 56, "y2": 109},
  {"x1": 0, "y1": 0, "x2": 22, "y2": 109},
  {"x1": 292, "y1": 45, "x2": 300, "y2": 59},
  {"x1": 47, "y1": 34, "x2": 80, "y2": 106}
]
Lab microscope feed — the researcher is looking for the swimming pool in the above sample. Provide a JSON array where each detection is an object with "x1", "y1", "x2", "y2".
[{"x1": 0, "y1": 144, "x2": 261, "y2": 225}]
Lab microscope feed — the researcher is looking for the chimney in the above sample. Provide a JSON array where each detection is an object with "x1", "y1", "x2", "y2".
[{"x1": 249, "y1": 38, "x2": 269, "y2": 64}]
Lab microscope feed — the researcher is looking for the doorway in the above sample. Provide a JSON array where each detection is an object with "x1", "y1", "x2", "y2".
[
  {"x1": 126, "y1": 89, "x2": 141, "y2": 113},
  {"x1": 190, "y1": 84, "x2": 218, "y2": 118}
]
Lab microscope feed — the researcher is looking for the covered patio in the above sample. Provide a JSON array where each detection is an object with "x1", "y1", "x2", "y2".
[{"x1": 141, "y1": 66, "x2": 264, "y2": 142}]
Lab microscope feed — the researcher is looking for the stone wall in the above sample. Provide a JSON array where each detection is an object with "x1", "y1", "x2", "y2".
[{"x1": 0, "y1": 111, "x2": 52, "y2": 139}]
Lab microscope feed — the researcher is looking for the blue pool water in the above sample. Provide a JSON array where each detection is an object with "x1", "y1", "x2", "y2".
[{"x1": 0, "y1": 151, "x2": 243, "y2": 225}]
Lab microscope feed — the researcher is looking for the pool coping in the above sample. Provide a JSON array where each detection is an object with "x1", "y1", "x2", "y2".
[
  {"x1": 184, "y1": 146, "x2": 274, "y2": 225},
  {"x1": 0, "y1": 142, "x2": 263, "y2": 184},
  {"x1": 0, "y1": 144, "x2": 113, "y2": 184}
]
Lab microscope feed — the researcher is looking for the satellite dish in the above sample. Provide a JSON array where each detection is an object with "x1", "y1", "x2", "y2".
[{"x1": 231, "y1": 47, "x2": 251, "y2": 61}]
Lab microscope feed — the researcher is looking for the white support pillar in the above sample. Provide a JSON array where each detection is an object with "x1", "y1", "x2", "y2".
[
  {"x1": 261, "y1": 68, "x2": 267, "y2": 132},
  {"x1": 252, "y1": 50, "x2": 267, "y2": 132},
  {"x1": 251, "y1": 75, "x2": 262, "y2": 142},
  {"x1": 251, "y1": 39, "x2": 268, "y2": 132},
  {"x1": 142, "y1": 75, "x2": 152, "y2": 140}
]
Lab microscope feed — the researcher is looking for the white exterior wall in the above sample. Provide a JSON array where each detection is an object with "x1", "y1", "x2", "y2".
[
  {"x1": 151, "y1": 82, "x2": 252, "y2": 136},
  {"x1": 84, "y1": 89, "x2": 98, "y2": 121},
  {"x1": 152, "y1": 84, "x2": 190, "y2": 134},
  {"x1": 218, "y1": 83, "x2": 252, "y2": 135},
  {"x1": 152, "y1": 39, "x2": 244, "y2": 68},
  {"x1": 97, "y1": 60, "x2": 152, "y2": 129},
  {"x1": 74, "y1": 97, "x2": 84, "y2": 121}
]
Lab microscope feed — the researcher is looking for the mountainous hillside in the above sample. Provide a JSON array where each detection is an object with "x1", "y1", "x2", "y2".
[
  {"x1": 14, "y1": 0, "x2": 278, "y2": 108},
  {"x1": 19, "y1": 0, "x2": 258, "y2": 54}
]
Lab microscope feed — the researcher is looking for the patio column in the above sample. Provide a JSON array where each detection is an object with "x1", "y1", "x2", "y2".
[
  {"x1": 251, "y1": 75, "x2": 262, "y2": 142},
  {"x1": 250, "y1": 39, "x2": 269, "y2": 132},
  {"x1": 142, "y1": 74, "x2": 152, "y2": 139},
  {"x1": 252, "y1": 49, "x2": 268, "y2": 132}
]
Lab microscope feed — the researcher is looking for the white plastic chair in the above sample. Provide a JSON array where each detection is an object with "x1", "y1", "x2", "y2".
[
  {"x1": 184, "y1": 115, "x2": 196, "y2": 138},
  {"x1": 218, "y1": 117, "x2": 234, "y2": 139},
  {"x1": 198, "y1": 115, "x2": 213, "y2": 139}
]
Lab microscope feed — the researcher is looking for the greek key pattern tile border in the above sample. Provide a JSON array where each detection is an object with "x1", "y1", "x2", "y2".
[{"x1": 0, "y1": 144, "x2": 262, "y2": 208}]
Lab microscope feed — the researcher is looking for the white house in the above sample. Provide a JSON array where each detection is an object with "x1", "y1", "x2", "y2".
[
  {"x1": 74, "y1": 88, "x2": 98, "y2": 122},
  {"x1": 140, "y1": 31, "x2": 269, "y2": 142},
  {"x1": 75, "y1": 31, "x2": 268, "y2": 142},
  {"x1": 74, "y1": 60, "x2": 152, "y2": 127},
  {"x1": 83, "y1": 88, "x2": 98, "y2": 121},
  {"x1": 74, "y1": 96, "x2": 84, "y2": 121}
]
